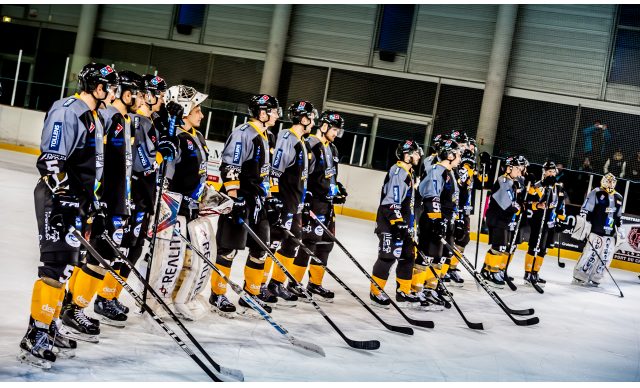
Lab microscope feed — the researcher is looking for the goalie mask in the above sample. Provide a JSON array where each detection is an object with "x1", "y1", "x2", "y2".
[
  {"x1": 165, "y1": 85, "x2": 208, "y2": 117},
  {"x1": 601, "y1": 173, "x2": 617, "y2": 193}
]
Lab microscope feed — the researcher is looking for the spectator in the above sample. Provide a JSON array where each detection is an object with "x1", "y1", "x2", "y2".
[
  {"x1": 583, "y1": 120, "x2": 611, "y2": 171},
  {"x1": 629, "y1": 150, "x2": 640, "y2": 182},
  {"x1": 603, "y1": 149, "x2": 626, "y2": 178},
  {"x1": 580, "y1": 157, "x2": 594, "y2": 172}
]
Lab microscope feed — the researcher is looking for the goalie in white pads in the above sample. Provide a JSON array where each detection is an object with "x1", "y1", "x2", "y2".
[
  {"x1": 571, "y1": 173, "x2": 624, "y2": 287},
  {"x1": 147, "y1": 85, "x2": 215, "y2": 320}
]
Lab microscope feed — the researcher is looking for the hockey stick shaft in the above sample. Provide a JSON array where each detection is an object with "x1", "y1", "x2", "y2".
[
  {"x1": 442, "y1": 237, "x2": 540, "y2": 326},
  {"x1": 282, "y1": 228, "x2": 414, "y2": 335},
  {"x1": 308, "y1": 211, "x2": 434, "y2": 329},
  {"x1": 70, "y1": 227, "x2": 227, "y2": 382},
  {"x1": 585, "y1": 238, "x2": 624, "y2": 298},
  {"x1": 410, "y1": 238, "x2": 483, "y2": 330},
  {"x1": 474, "y1": 163, "x2": 487, "y2": 270},
  {"x1": 503, "y1": 182, "x2": 532, "y2": 291},
  {"x1": 240, "y1": 219, "x2": 380, "y2": 350},
  {"x1": 174, "y1": 228, "x2": 326, "y2": 356},
  {"x1": 529, "y1": 189, "x2": 553, "y2": 294}
]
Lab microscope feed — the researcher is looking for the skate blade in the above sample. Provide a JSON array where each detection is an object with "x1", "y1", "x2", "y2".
[
  {"x1": 395, "y1": 301, "x2": 419, "y2": 309},
  {"x1": 307, "y1": 295, "x2": 334, "y2": 303},
  {"x1": 17, "y1": 350, "x2": 52, "y2": 369},
  {"x1": 448, "y1": 282, "x2": 465, "y2": 288},
  {"x1": 100, "y1": 316, "x2": 127, "y2": 328},
  {"x1": 236, "y1": 306, "x2": 267, "y2": 320},
  {"x1": 210, "y1": 305, "x2": 237, "y2": 319},
  {"x1": 53, "y1": 346, "x2": 76, "y2": 359},
  {"x1": 60, "y1": 325, "x2": 99, "y2": 344},
  {"x1": 369, "y1": 301, "x2": 391, "y2": 310},
  {"x1": 273, "y1": 300, "x2": 297, "y2": 308}
]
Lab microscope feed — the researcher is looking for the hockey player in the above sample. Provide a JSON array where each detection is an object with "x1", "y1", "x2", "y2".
[
  {"x1": 62, "y1": 70, "x2": 140, "y2": 334},
  {"x1": 100, "y1": 74, "x2": 182, "y2": 319},
  {"x1": 370, "y1": 140, "x2": 422, "y2": 308},
  {"x1": 19, "y1": 63, "x2": 117, "y2": 368},
  {"x1": 571, "y1": 173, "x2": 624, "y2": 287},
  {"x1": 289, "y1": 110, "x2": 346, "y2": 302},
  {"x1": 481, "y1": 155, "x2": 528, "y2": 288},
  {"x1": 145, "y1": 85, "x2": 212, "y2": 320},
  {"x1": 413, "y1": 139, "x2": 461, "y2": 309},
  {"x1": 208, "y1": 94, "x2": 281, "y2": 316},
  {"x1": 265, "y1": 100, "x2": 317, "y2": 305},
  {"x1": 523, "y1": 161, "x2": 567, "y2": 287}
]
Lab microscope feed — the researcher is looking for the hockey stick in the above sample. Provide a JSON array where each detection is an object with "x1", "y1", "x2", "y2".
[
  {"x1": 442, "y1": 238, "x2": 540, "y2": 326},
  {"x1": 473, "y1": 159, "x2": 488, "y2": 270},
  {"x1": 281, "y1": 228, "x2": 414, "y2": 336},
  {"x1": 585, "y1": 238, "x2": 624, "y2": 298},
  {"x1": 409, "y1": 237, "x2": 484, "y2": 330},
  {"x1": 503, "y1": 182, "x2": 532, "y2": 291},
  {"x1": 99, "y1": 232, "x2": 246, "y2": 379},
  {"x1": 557, "y1": 230, "x2": 565, "y2": 268},
  {"x1": 240, "y1": 218, "x2": 380, "y2": 350},
  {"x1": 70, "y1": 227, "x2": 242, "y2": 382},
  {"x1": 142, "y1": 115, "x2": 176, "y2": 312},
  {"x1": 529, "y1": 189, "x2": 552, "y2": 295},
  {"x1": 173, "y1": 229, "x2": 327, "y2": 356},
  {"x1": 308, "y1": 210, "x2": 435, "y2": 329}
]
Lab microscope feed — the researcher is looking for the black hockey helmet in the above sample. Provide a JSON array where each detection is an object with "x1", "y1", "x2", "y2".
[
  {"x1": 78, "y1": 63, "x2": 119, "y2": 94},
  {"x1": 450, "y1": 130, "x2": 469, "y2": 146},
  {"x1": 142, "y1": 74, "x2": 167, "y2": 94},
  {"x1": 460, "y1": 148, "x2": 476, "y2": 168},
  {"x1": 505, "y1": 155, "x2": 528, "y2": 167},
  {"x1": 543, "y1": 161, "x2": 558, "y2": 171},
  {"x1": 115, "y1": 70, "x2": 143, "y2": 100},
  {"x1": 437, "y1": 139, "x2": 460, "y2": 162},
  {"x1": 428, "y1": 132, "x2": 451, "y2": 155},
  {"x1": 396, "y1": 139, "x2": 422, "y2": 160},
  {"x1": 319, "y1": 110, "x2": 345, "y2": 138},
  {"x1": 248, "y1": 94, "x2": 282, "y2": 122},
  {"x1": 288, "y1": 100, "x2": 317, "y2": 126}
]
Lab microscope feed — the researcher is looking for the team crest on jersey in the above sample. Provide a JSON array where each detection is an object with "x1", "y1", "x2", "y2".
[
  {"x1": 114, "y1": 123, "x2": 123, "y2": 137},
  {"x1": 187, "y1": 139, "x2": 194, "y2": 150},
  {"x1": 100, "y1": 65, "x2": 114, "y2": 77}
]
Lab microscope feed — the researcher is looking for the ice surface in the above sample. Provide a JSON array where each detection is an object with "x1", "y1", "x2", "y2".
[{"x1": 0, "y1": 148, "x2": 638, "y2": 382}]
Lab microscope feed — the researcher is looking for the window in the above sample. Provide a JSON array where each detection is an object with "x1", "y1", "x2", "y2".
[
  {"x1": 608, "y1": 5, "x2": 640, "y2": 87},
  {"x1": 176, "y1": 5, "x2": 206, "y2": 35},
  {"x1": 376, "y1": 5, "x2": 415, "y2": 59}
]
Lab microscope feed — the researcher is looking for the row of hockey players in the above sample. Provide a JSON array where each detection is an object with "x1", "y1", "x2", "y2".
[
  {"x1": 367, "y1": 131, "x2": 625, "y2": 310},
  {"x1": 19, "y1": 62, "x2": 223, "y2": 368}
]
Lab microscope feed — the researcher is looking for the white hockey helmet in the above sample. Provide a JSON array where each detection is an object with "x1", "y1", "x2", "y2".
[{"x1": 164, "y1": 85, "x2": 208, "y2": 116}]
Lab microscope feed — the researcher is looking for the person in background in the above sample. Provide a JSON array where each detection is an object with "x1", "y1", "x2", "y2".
[
  {"x1": 582, "y1": 120, "x2": 611, "y2": 172},
  {"x1": 628, "y1": 151, "x2": 640, "y2": 182},
  {"x1": 603, "y1": 149, "x2": 626, "y2": 179}
]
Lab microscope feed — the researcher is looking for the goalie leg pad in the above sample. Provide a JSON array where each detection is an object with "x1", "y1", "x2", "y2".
[{"x1": 149, "y1": 216, "x2": 186, "y2": 301}]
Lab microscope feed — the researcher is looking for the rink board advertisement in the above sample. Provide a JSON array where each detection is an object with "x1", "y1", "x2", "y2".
[{"x1": 613, "y1": 214, "x2": 640, "y2": 265}]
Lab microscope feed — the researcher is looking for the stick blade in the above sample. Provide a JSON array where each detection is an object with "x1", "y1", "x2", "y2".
[
  {"x1": 514, "y1": 316, "x2": 540, "y2": 326},
  {"x1": 466, "y1": 321, "x2": 484, "y2": 330},
  {"x1": 386, "y1": 324, "x2": 414, "y2": 335},
  {"x1": 507, "y1": 307, "x2": 535, "y2": 316},
  {"x1": 289, "y1": 338, "x2": 326, "y2": 357},
  {"x1": 216, "y1": 367, "x2": 245, "y2": 382},
  {"x1": 348, "y1": 339, "x2": 381, "y2": 350},
  {"x1": 406, "y1": 318, "x2": 435, "y2": 329}
]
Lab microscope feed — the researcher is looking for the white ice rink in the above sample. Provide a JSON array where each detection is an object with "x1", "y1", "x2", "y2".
[{"x1": 0, "y1": 148, "x2": 638, "y2": 382}]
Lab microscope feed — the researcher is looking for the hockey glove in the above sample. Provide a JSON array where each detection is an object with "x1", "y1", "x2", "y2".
[
  {"x1": 571, "y1": 215, "x2": 591, "y2": 241},
  {"x1": 391, "y1": 220, "x2": 409, "y2": 240},
  {"x1": 229, "y1": 197, "x2": 248, "y2": 224},
  {"x1": 43, "y1": 174, "x2": 80, "y2": 234},
  {"x1": 432, "y1": 219, "x2": 448, "y2": 239},
  {"x1": 333, "y1": 182, "x2": 348, "y2": 205},
  {"x1": 165, "y1": 101, "x2": 185, "y2": 126},
  {"x1": 265, "y1": 196, "x2": 284, "y2": 226},
  {"x1": 453, "y1": 217, "x2": 467, "y2": 240}
]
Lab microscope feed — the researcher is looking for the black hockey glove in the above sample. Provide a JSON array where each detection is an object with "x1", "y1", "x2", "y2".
[
  {"x1": 229, "y1": 196, "x2": 248, "y2": 224},
  {"x1": 43, "y1": 174, "x2": 80, "y2": 234},
  {"x1": 391, "y1": 220, "x2": 409, "y2": 240},
  {"x1": 265, "y1": 196, "x2": 284, "y2": 226},
  {"x1": 432, "y1": 219, "x2": 447, "y2": 239},
  {"x1": 333, "y1": 182, "x2": 348, "y2": 204},
  {"x1": 453, "y1": 217, "x2": 467, "y2": 240},
  {"x1": 165, "y1": 101, "x2": 185, "y2": 126}
]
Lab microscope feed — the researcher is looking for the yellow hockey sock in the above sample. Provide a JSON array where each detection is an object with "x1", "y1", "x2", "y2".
[
  {"x1": 370, "y1": 275, "x2": 387, "y2": 296},
  {"x1": 533, "y1": 256, "x2": 545, "y2": 272},
  {"x1": 270, "y1": 252, "x2": 293, "y2": 284},
  {"x1": 244, "y1": 265, "x2": 263, "y2": 296},
  {"x1": 262, "y1": 257, "x2": 273, "y2": 284},
  {"x1": 71, "y1": 268, "x2": 102, "y2": 308},
  {"x1": 485, "y1": 252, "x2": 502, "y2": 273},
  {"x1": 30, "y1": 279, "x2": 63, "y2": 326},
  {"x1": 411, "y1": 268, "x2": 427, "y2": 292},
  {"x1": 210, "y1": 263, "x2": 232, "y2": 295},
  {"x1": 67, "y1": 266, "x2": 80, "y2": 293},
  {"x1": 97, "y1": 270, "x2": 120, "y2": 300},
  {"x1": 440, "y1": 263, "x2": 450, "y2": 277},
  {"x1": 396, "y1": 278, "x2": 412, "y2": 294},
  {"x1": 53, "y1": 285, "x2": 65, "y2": 320},
  {"x1": 424, "y1": 267, "x2": 439, "y2": 289},
  {"x1": 308, "y1": 264, "x2": 325, "y2": 286},
  {"x1": 524, "y1": 253, "x2": 535, "y2": 272},
  {"x1": 450, "y1": 255, "x2": 459, "y2": 268},
  {"x1": 291, "y1": 263, "x2": 308, "y2": 283},
  {"x1": 498, "y1": 253, "x2": 510, "y2": 271}
]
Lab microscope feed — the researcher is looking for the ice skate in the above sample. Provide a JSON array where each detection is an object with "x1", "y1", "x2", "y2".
[
  {"x1": 258, "y1": 284, "x2": 278, "y2": 306},
  {"x1": 209, "y1": 293, "x2": 236, "y2": 318},
  {"x1": 422, "y1": 288, "x2": 446, "y2": 311},
  {"x1": 306, "y1": 283, "x2": 335, "y2": 303},
  {"x1": 17, "y1": 319, "x2": 56, "y2": 369},
  {"x1": 49, "y1": 319, "x2": 77, "y2": 359},
  {"x1": 238, "y1": 294, "x2": 272, "y2": 318},
  {"x1": 481, "y1": 268, "x2": 505, "y2": 289},
  {"x1": 369, "y1": 292, "x2": 391, "y2": 309},
  {"x1": 94, "y1": 295, "x2": 128, "y2": 328},
  {"x1": 61, "y1": 304, "x2": 100, "y2": 343},
  {"x1": 395, "y1": 290, "x2": 419, "y2": 308},
  {"x1": 267, "y1": 281, "x2": 298, "y2": 307}
]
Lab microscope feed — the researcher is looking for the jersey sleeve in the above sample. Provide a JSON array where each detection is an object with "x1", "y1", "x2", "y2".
[
  {"x1": 219, "y1": 128, "x2": 254, "y2": 191},
  {"x1": 37, "y1": 108, "x2": 81, "y2": 178},
  {"x1": 419, "y1": 165, "x2": 445, "y2": 218},
  {"x1": 492, "y1": 177, "x2": 516, "y2": 211},
  {"x1": 581, "y1": 189, "x2": 597, "y2": 220},
  {"x1": 380, "y1": 167, "x2": 409, "y2": 224}
]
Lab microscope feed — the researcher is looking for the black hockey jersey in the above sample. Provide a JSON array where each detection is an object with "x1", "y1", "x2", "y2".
[
  {"x1": 271, "y1": 128, "x2": 309, "y2": 210},
  {"x1": 167, "y1": 127, "x2": 209, "y2": 202},
  {"x1": 581, "y1": 187, "x2": 623, "y2": 237},
  {"x1": 527, "y1": 180, "x2": 566, "y2": 228},
  {"x1": 486, "y1": 174, "x2": 520, "y2": 229},
  {"x1": 220, "y1": 121, "x2": 270, "y2": 199},
  {"x1": 130, "y1": 111, "x2": 159, "y2": 211},
  {"x1": 306, "y1": 134, "x2": 339, "y2": 202},
  {"x1": 98, "y1": 105, "x2": 133, "y2": 216},
  {"x1": 36, "y1": 94, "x2": 104, "y2": 206},
  {"x1": 456, "y1": 162, "x2": 475, "y2": 216},
  {"x1": 419, "y1": 162, "x2": 459, "y2": 220}
]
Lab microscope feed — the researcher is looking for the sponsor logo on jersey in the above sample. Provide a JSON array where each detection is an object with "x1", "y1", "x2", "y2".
[
  {"x1": 113, "y1": 228, "x2": 124, "y2": 245},
  {"x1": 136, "y1": 212, "x2": 145, "y2": 223},
  {"x1": 273, "y1": 149, "x2": 283, "y2": 168},
  {"x1": 65, "y1": 232, "x2": 81, "y2": 248},
  {"x1": 100, "y1": 65, "x2": 114, "y2": 77},
  {"x1": 114, "y1": 123, "x2": 123, "y2": 137},
  {"x1": 112, "y1": 216, "x2": 124, "y2": 229},
  {"x1": 133, "y1": 116, "x2": 140, "y2": 130},
  {"x1": 49, "y1": 122, "x2": 63, "y2": 151},
  {"x1": 88, "y1": 122, "x2": 95, "y2": 133},
  {"x1": 315, "y1": 225, "x2": 324, "y2": 236},
  {"x1": 232, "y1": 142, "x2": 242, "y2": 164},
  {"x1": 138, "y1": 145, "x2": 151, "y2": 169},
  {"x1": 187, "y1": 139, "x2": 194, "y2": 150},
  {"x1": 393, "y1": 247, "x2": 402, "y2": 258},
  {"x1": 134, "y1": 223, "x2": 142, "y2": 237},
  {"x1": 393, "y1": 185, "x2": 400, "y2": 203},
  {"x1": 63, "y1": 98, "x2": 76, "y2": 107}
]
